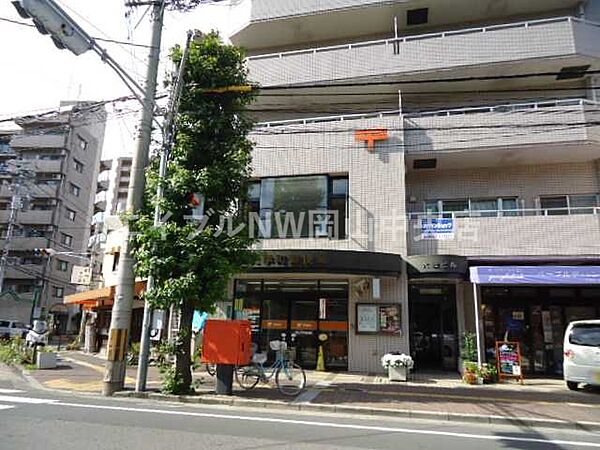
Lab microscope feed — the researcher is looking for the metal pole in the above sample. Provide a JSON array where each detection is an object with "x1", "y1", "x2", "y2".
[
  {"x1": 103, "y1": 0, "x2": 165, "y2": 397},
  {"x1": 136, "y1": 30, "x2": 193, "y2": 392},
  {"x1": 472, "y1": 283, "x2": 483, "y2": 366}
]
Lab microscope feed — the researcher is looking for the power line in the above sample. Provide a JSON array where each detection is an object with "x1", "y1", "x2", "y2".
[{"x1": 0, "y1": 15, "x2": 152, "y2": 49}]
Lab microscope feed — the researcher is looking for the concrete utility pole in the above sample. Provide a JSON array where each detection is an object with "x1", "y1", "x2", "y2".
[
  {"x1": 136, "y1": 30, "x2": 194, "y2": 392},
  {"x1": 103, "y1": 0, "x2": 166, "y2": 396}
]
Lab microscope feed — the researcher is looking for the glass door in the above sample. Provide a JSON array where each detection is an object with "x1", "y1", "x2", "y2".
[
  {"x1": 409, "y1": 285, "x2": 458, "y2": 371},
  {"x1": 290, "y1": 299, "x2": 318, "y2": 369}
]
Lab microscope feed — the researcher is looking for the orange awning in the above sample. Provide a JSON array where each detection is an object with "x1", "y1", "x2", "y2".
[{"x1": 64, "y1": 281, "x2": 147, "y2": 308}]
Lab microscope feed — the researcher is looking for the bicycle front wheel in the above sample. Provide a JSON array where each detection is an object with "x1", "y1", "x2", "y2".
[
  {"x1": 235, "y1": 365, "x2": 260, "y2": 390},
  {"x1": 275, "y1": 362, "x2": 306, "y2": 396}
]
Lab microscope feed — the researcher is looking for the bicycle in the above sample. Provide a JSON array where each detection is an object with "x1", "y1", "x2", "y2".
[{"x1": 235, "y1": 338, "x2": 306, "y2": 396}]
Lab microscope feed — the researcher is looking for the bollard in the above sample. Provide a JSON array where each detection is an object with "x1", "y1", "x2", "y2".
[{"x1": 215, "y1": 364, "x2": 234, "y2": 395}]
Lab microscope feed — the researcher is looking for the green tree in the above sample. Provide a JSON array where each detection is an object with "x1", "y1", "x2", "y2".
[{"x1": 131, "y1": 32, "x2": 257, "y2": 394}]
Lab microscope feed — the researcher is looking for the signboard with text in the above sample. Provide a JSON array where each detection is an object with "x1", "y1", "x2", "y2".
[
  {"x1": 496, "y1": 341, "x2": 524, "y2": 384},
  {"x1": 356, "y1": 304, "x2": 402, "y2": 335},
  {"x1": 421, "y1": 218, "x2": 455, "y2": 240},
  {"x1": 70, "y1": 266, "x2": 91, "y2": 285}
]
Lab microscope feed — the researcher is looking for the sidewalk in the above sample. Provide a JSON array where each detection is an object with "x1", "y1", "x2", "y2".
[{"x1": 24, "y1": 351, "x2": 600, "y2": 430}]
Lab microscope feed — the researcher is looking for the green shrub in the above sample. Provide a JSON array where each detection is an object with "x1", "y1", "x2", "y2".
[
  {"x1": 0, "y1": 338, "x2": 33, "y2": 366},
  {"x1": 460, "y1": 332, "x2": 478, "y2": 363}
]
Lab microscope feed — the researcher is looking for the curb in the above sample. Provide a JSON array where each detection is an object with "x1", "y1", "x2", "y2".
[{"x1": 112, "y1": 390, "x2": 600, "y2": 432}]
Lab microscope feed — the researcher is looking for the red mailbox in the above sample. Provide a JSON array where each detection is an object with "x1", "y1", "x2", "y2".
[{"x1": 202, "y1": 319, "x2": 252, "y2": 366}]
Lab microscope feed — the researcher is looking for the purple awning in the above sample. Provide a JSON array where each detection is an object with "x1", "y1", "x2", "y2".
[{"x1": 470, "y1": 266, "x2": 600, "y2": 285}]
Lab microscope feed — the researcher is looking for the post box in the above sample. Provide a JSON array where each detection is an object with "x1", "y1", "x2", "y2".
[{"x1": 202, "y1": 319, "x2": 252, "y2": 366}]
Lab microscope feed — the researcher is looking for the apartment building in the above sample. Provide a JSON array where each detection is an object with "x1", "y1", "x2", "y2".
[
  {"x1": 64, "y1": 155, "x2": 145, "y2": 349},
  {"x1": 227, "y1": 0, "x2": 600, "y2": 374},
  {"x1": 0, "y1": 103, "x2": 106, "y2": 331}
]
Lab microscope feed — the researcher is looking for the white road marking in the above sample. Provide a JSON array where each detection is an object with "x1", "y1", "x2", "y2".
[
  {"x1": 43, "y1": 400, "x2": 600, "y2": 448},
  {"x1": 0, "y1": 395, "x2": 57, "y2": 405},
  {"x1": 0, "y1": 404, "x2": 15, "y2": 411},
  {"x1": 0, "y1": 389, "x2": 24, "y2": 394}
]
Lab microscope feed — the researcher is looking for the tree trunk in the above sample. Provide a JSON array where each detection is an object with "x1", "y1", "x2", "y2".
[{"x1": 174, "y1": 301, "x2": 193, "y2": 393}]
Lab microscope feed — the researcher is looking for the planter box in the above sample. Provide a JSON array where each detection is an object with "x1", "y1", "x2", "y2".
[
  {"x1": 36, "y1": 352, "x2": 57, "y2": 369},
  {"x1": 388, "y1": 365, "x2": 408, "y2": 382}
]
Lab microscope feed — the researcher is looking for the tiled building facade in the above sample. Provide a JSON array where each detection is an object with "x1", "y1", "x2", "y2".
[{"x1": 228, "y1": 0, "x2": 600, "y2": 374}]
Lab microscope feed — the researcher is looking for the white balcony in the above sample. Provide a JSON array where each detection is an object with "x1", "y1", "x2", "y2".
[
  {"x1": 10, "y1": 134, "x2": 65, "y2": 149},
  {"x1": 254, "y1": 98, "x2": 600, "y2": 169},
  {"x1": 408, "y1": 211, "x2": 600, "y2": 256},
  {"x1": 94, "y1": 191, "x2": 107, "y2": 211},
  {"x1": 231, "y1": 0, "x2": 582, "y2": 51},
  {"x1": 246, "y1": 17, "x2": 600, "y2": 87},
  {"x1": 404, "y1": 98, "x2": 600, "y2": 168}
]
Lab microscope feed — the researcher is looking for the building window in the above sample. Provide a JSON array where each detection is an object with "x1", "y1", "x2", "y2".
[
  {"x1": 424, "y1": 197, "x2": 518, "y2": 218},
  {"x1": 249, "y1": 175, "x2": 348, "y2": 239},
  {"x1": 53, "y1": 286, "x2": 64, "y2": 298},
  {"x1": 539, "y1": 194, "x2": 599, "y2": 215},
  {"x1": 65, "y1": 208, "x2": 76, "y2": 221},
  {"x1": 69, "y1": 183, "x2": 80, "y2": 197},
  {"x1": 77, "y1": 135, "x2": 88, "y2": 151},
  {"x1": 407, "y1": 8, "x2": 428, "y2": 26},
  {"x1": 61, "y1": 233, "x2": 73, "y2": 247},
  {"x1": 73, "y1": 159, "x2": 84, "y2": 174},
  {"x1": 57, "y1": 260, "x2": 69, "y2": 272},
  {"x1": 112, "y1": 251, "x2": 120, "y2": 272}
]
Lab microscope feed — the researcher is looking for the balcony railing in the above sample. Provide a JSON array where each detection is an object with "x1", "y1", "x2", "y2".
[
  {"x1": 407, "y1": 211, "x2": 600, "y2": 256},
  {"x1": 247, "y1": 16, "x2": 598, "y2": 86},
  {"x1": 254, "y1": 98, "x2": 599, "y2": 154},
  {"x1": 408, "y1": 206, "x2": 600, "y2": 219}
]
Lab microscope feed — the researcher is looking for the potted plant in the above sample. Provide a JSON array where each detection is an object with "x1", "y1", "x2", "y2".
[
  {"x1": 381, "y1": 353, "x2": 414, "y2": 381},
  {"x1": 478, "y1": 363, "x2": 497, "y2": 384},
  {"x1": 462, "y1": 361, "x2": 479, "y2": 384}
]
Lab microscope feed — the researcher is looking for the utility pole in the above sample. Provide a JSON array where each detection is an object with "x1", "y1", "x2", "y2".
[
  {"x1": 0, "y1": 160, "x2": 34, "y2": 293},
  {"x1": 136, "y1": 30, "x2": 193, "y2": 392},
  {"x1": 103, "y1": 0, "x2": 166, "y2": 396},
  {"x1": 0, "y1": 175, "x2": 23, "y2": 293}
]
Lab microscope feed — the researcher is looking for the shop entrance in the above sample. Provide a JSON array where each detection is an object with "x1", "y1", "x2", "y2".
[
  {"x1": 234, "y1": 280, "x2": 349, "y2": 370},
  {"x1": 481, "y1": 286, "x2": 600, "y2": 376},
  {"x1": 409, "y1": 284, "x2": 458, "y2": 371}
]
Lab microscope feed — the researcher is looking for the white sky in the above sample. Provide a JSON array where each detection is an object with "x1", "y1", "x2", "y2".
[{"x1": 0, "y1": 0, "x2": 234, "y2": 158}]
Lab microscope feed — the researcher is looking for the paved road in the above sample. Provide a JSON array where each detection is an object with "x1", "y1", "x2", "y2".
[{"x1": 1, "y1": 371, "x2": 600, "y2": 449}]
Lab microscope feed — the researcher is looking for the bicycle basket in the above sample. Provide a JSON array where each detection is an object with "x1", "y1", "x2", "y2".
[
  {"x1": 269, "y1": 340, "x2": 287, "y2": 351},
  {"x1": 277, "y1": 347, "x2": 296, "y2": 362}
]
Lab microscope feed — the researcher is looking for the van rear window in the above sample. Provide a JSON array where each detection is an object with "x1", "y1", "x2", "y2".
[{"x1": 569, "y1": 324, "x2": 600, "y2": 347}]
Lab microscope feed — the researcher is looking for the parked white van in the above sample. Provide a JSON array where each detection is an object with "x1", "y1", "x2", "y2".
[{"x1": 563, "y1": 320, "x2": 600, "y2": 390}]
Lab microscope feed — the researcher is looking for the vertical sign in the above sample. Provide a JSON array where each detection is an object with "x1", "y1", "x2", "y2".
[{"x1": 319, "y1": 298, "x2": 327, "y2": 320}]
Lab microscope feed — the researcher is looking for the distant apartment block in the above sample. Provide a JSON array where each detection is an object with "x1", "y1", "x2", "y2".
[{"x1": 0, "y1": 103, "x2": 106, "y2": 331}]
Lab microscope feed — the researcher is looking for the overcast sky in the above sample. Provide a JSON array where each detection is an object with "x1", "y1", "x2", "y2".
[{"x1": 0, "y1": 0, "x2": 233, "y2": 158}]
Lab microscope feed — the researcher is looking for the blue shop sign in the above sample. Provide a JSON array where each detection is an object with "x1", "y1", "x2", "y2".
[{"x1": 470, "y1": 266, "x2": 600, "y2": 285}]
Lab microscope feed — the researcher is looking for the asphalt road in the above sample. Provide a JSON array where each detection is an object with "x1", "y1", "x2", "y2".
[{"x1": 1, "y1": 371, "x2": 600, "y2": 449}]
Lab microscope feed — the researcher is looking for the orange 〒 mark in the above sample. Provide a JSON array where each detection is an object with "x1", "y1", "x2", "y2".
[{"x1": 355, "y1": 129, "x2": 389, "y2": 150}]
